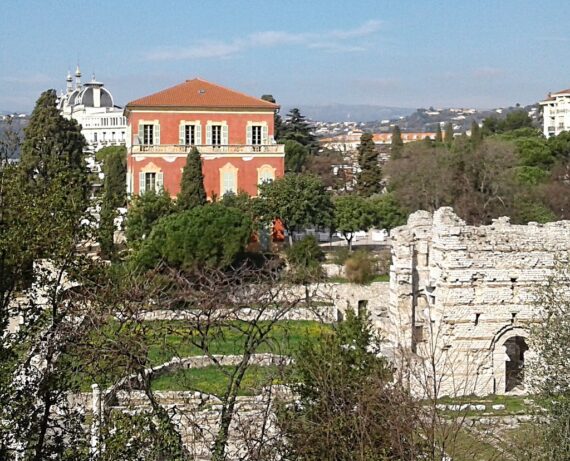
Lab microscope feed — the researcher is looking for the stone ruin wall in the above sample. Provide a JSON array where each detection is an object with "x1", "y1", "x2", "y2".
[{"x1": 388, "y1": 207, "x2": 570, "y2": 396}]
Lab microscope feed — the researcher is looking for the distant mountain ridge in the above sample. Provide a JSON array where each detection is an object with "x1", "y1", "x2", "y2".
[{"x1": 280, "y1": 104, "x2": 413, "y2": 123}]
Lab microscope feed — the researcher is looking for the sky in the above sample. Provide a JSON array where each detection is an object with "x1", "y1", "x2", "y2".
[{"x1": 1, "y1": 0, "x2": 570, "y2": 113}]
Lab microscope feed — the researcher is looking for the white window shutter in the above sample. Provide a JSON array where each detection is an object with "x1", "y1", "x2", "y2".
[
  {"x1": 206, "y1": 125, "x2": 212, "y2": 145},
  {"x1": 154, "y1": 123, "x2": 160, "y2": 145},
  {"x1": 139, "y1": 172, "x2": 146, "y2": 194},
  {"x1": 138, "y1": 121, "x2": 143, "y2": 144},
  {"x1": 156, "y1": 172, "x2": 164, "y2": 191},
  {"x1": 246, "y1": 125, "x2": 252, "y2": 145},
  {"x1": 179, "y1": 124, "x2": 185, "y2": 145},
  {"x1": 196, "y1": 124, "x2": 202, "y2": 145},
  {"x1": 222, "y1": 124, "x2": 229, "y2": 145},
  {"x1": 262, "y1": 125, "x2": 268, "y2": 144}
]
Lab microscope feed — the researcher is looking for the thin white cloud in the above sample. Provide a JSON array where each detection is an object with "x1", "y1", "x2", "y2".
[
  {"x1": 145, "y1": 20, "x2": 382, "y2": 61},
  {"x1": 473, "y1": 67, "x2": 504, "y2": 78},
  {"x1": 330, "y1": 20, "x2": 382, "y2": 39},
  {"x1": 1, "y1": 74, "x2": 53, "y2": 85}
]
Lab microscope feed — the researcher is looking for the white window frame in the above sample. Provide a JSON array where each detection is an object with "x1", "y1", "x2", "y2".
[
  {"x1": 138, "y1": 120, "x2": 160, "y2": 146},
  {"x1": 179, "y1": 120, "x2": 202, "y2": 146},
  {"x1": 206, "y1": 121, "x2": 228, "y2": 146}
]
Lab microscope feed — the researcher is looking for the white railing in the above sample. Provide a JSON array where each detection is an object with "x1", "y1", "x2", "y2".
[{"x1": 131, "y1": 144, "x2": 284, "y2": 154}]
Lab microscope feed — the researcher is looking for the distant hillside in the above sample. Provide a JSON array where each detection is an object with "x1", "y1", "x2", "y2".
[{"x1": 280, "y1": 104, "x2": 413, "y2": 123}]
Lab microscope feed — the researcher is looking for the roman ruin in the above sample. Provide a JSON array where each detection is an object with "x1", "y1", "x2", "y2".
[{"x1": 388, "y1": 207, "x2": 570, "y2": 396}]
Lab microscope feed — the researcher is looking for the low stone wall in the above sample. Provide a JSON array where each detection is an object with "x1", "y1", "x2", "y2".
[{"x1": 135, "y1": 281, "x2": 391, "y2": 332}]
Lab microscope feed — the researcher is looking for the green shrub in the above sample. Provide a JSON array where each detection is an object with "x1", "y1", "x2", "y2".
[
  {"x1": 286, "y1": 236, "x2": 325, "y2": 284},
  {"x1": 344, "y1": 250, "x2": 375, "y2": 284},
  {"x1": 133, "y1": 204, "x2": 252, "y2": 270}
]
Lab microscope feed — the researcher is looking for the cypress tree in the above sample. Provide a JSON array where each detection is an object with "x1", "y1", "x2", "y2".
[
  {"x1": 177, "y1": 147, "x2": 206, "y2": 210},
  {"x1": 98, "y1": 148, "x2": 126, "y2": 259},
  {"x1": 391, "y1": 125, "x2": 404, "y2": 159},
  {"x1": 471, "y1": 121, "x2": 482, "y2": 147},
  {"x1": 356, "y1": 132, "x2": 383, "y2": 196},
  {"x1": 435, "y1": 124, "x2": 443, "y2": 143},
  {"x1": 444, "y1": 122, "x2": 454, "y2": 146},
  {"x1": 20, "y1": 89, "x2": 87, "y2": 198}
]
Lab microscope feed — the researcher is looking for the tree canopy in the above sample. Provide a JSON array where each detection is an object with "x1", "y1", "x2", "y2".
[
  {"x1": 134, "y1": 204, "x2": 252, "y2": 271},
  {"x1": 284, "y1": 140, "x2": 309, "y2": 173},
  {"x1": 125, "y1": 189, "x2": 175, "y2": 246},
  {"x1": 333, "y1": 195, "x2": 374, "y2": 250},
  {"x1": 257, "y1": 173, "x2": 333, "y2": 243}
]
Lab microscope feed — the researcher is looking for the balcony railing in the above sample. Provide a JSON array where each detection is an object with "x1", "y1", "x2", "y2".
[{"x1": 131, "y1": 144, "x2": 285, "y2": 155}]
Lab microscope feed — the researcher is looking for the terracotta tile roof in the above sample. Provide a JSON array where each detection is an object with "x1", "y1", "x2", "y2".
[
  {"x1": 552, "y1": 88, "x2": 570, "y2": 95},
  {"x1": 126, "y1": 78, "x2": 279, "y2": 110}
]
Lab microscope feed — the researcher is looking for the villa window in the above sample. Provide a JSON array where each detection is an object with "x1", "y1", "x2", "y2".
[
  {"x1": 247, "y1": 123, "x2": 268, "y2": 147},
  {"x1": 179, "y1": 122, "x2": 202, "y2": 146},
  {"x1": 185, "y1": 125, "x2": 195, "y2": 145},
  {"x1": 139, "y1": 122, "x2": 160, "y2": 145},
  {"x1": 257, "y1": 164, "x2": 275, "y2": 185},
  {"x1": 252, "y1": 125, "x2": 262, "y2": 145},
  {"x1": 206, "y1": 122, "x2": 227, "y2": 146},
  {"x1": 145, "y1": 172, "x2": 156, "y2": 192},
  {"x1": 139, "y1": 170, "x2": 164, "y2": 194},
  {"x1": 211, "y1": 125, "x2": 222, "y2": 146},
  {"x1": 143, "y1": 125, "x2": 154, "y2": 145},
  {"x1": 93, "y1": 132, "x2": 97, "y2": 142},
  {"x1": 220, "y1": 163, "x2": 238, "y2": 196}
]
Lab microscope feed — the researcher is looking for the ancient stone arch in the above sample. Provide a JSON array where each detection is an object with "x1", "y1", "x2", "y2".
[{"x1": 490, "y1": 326, "x2": 529, "y2": 394}]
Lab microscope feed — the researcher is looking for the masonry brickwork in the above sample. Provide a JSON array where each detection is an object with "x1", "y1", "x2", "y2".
[{"x1": 388, "y1": 207, "x2": 570, "y2": 396}]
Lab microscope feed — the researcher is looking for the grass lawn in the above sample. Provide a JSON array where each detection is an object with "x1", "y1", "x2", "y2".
[
  {"x1": 146, "y1": 319, "x2": 329, "y2": 365},
  {"x1": 151, "y1": 364, "x2": 288, "y2": 396},
  {"x1": 446, "y1": 429, "x2": 505, "y2": 461},
  {"x1": 70, "y1": 319, "x2": 328, "y2": 392}
]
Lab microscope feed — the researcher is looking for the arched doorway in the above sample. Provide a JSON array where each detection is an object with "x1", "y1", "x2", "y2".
[
  {"x1": 504, "y1": 336, "x2": 528, "y2": 392},
  {"x1": 490, "y1": 327, "x2": 530, "y2": 395}
]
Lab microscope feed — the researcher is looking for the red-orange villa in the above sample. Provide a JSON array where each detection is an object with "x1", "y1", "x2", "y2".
[{"x1": 125, "y1": 78, "x2": 285, "y2": 199}]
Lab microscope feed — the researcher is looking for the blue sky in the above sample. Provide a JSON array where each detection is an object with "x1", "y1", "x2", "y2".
[{"x1": 1, "y1": 0, "x2": 569, "y2": 112}]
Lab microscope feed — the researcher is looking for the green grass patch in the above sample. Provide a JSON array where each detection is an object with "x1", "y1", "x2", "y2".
[
  {"x1": 446, "y1": 429, "x2": 505, "y2": 461},
  {"x1": 68, "y1": 319, "x2": 329, "y2": 392},
  {"x1": 151, "y1": 364, "x2": 287, "y2": 396}
]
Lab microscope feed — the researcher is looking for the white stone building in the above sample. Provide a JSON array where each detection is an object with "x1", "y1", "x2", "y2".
[
  {"x1": 57, "y1": 67, "x2": 127, "y2": 152},
  {"x1": 539, "y1": 88, "x2": 570, "y2": 137}
]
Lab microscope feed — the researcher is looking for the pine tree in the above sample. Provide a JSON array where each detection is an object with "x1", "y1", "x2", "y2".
[
  {"x1": 20, "y1": 90, "x2": 87, "y2": 198},
  {"x1": 177, "y1": 147, "x2": 206, "y2": 210},
  {"x1": 444, "y1": 122, "x2": 454, "y2": 146},
  {"x1": 281, "y1": 108, "x2": 317, "y2": 152},
  {"x1": 391, "y1": 125, "x2": 404, "y2": 159},
  {"x1": 356, "y1": 132, "x2": 383, "y2": 196},
  {"x1": 435, "y1": 124, "x2": 443, "y2": 143}
]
